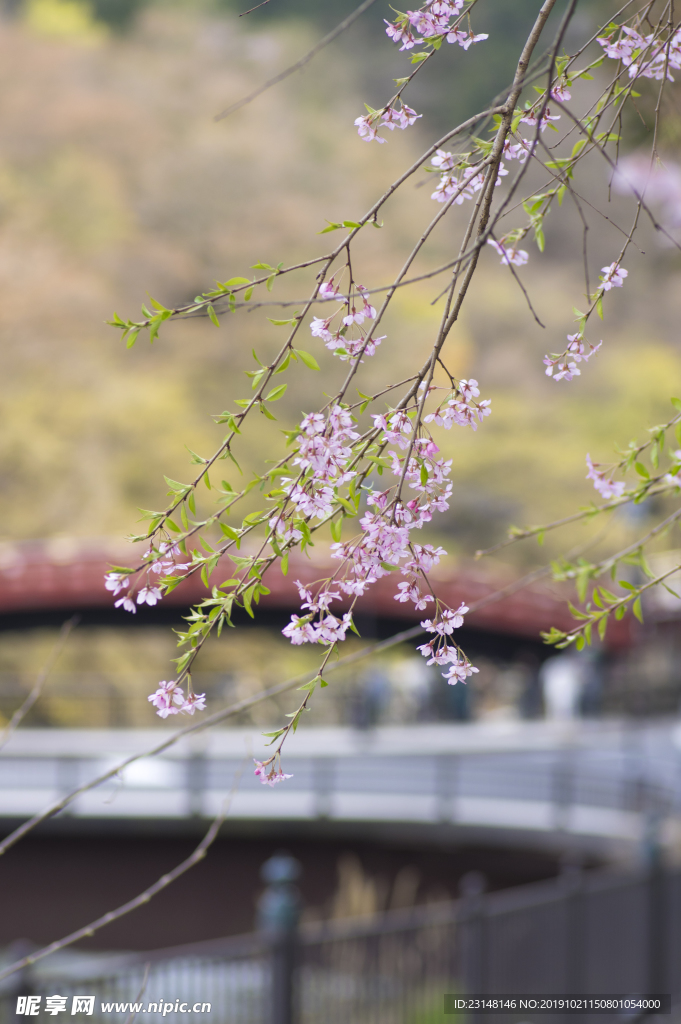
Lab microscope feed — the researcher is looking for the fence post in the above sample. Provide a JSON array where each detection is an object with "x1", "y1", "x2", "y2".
[
  {"x1": 641, "y1": 796, "x2": 667, "y2": 997},
  {"x1": 560, "y1": 855, "x2": 584, "y2": 994},
  {"x1": 458, "y1": 871, "x2": 487, "y2": 999},
  {"x1": 257, "y1": 853, "x2": 302, "y2": 1024}
]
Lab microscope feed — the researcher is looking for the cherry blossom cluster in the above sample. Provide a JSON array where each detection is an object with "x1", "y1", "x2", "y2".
[
  {"x1": 254, "y1": 760, "x2": 293, "y2": 787},
  {"x1": 518, "y1": 103, "x2": 561, "y2": 132},
  {"x1": 586, "y1": 454, "x2": 626, "y2": 501},
  {"x1": 384, "y1": 1, "x2": 488, "y2": 53},
  {"x1": 429, "y1": 149, "x2": 507, "y2": 204},
  {"x1": 423, "y1": 379, "x2": 491, "y2": 431},
  {"x1": 310, "y1": 282, "x2": 384, "y2": 362},
  {"x1": 104, "y1": 541, "x2": 189, "y2": 614},
  {"x1": 598, "y1": 23, "x2": 681, "y2": 81},
  {"x1": 543, "y1": 264, "x2": 627, "y2": 382},
  {"x1": 544, "y1": 334, "x2": 602, "y2": 382},
  {"x1": 488, "y1": 238, "x2": 528, "y2": 267},
  {"x1": 148, "y1": 680, "x2": 206, "y2": 719},
  {"x1": 417, "y1": 606, "x2": 479, "y2": 684},
  {"x1": 279, "y1": 382, "x2": 491, "y2": 683},
  {"x1": 355, "y1": 102, "x2": 421, "y2": 144},
  {"x1": 281, "y1": 404, "x2": 360, "y2": 527}
]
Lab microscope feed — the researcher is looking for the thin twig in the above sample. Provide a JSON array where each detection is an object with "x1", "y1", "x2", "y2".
[
  {"x1": 123, "y1": 964, "x2": 150, "y2": 1024},
  {"x1": 0, "y1": 616, "x2": 79, "y2": 754},
  {"x1": 0, "y1": 764, "x2": 246, "y2": 983},
  {"x1": 240, "y1": 0, "x2": 274, "y2": 14},
  {"x1": 215, "y1": 0, "x2": 381, "y2": 121}
]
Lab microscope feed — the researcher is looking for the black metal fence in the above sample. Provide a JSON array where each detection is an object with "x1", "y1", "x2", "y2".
[{"x1": 2, "y1": 864, "x2": 679, "y2": 1024}]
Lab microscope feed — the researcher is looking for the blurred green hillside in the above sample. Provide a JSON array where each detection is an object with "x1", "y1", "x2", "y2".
[{"x1": 0, "y1": 0, "x2": 679, "y2": 560}]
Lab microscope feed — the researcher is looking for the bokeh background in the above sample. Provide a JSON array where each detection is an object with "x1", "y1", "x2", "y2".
[
  {"x1": 1, "y1": 0, "x2": 681, "y2": 958},
  {"x1": 0, "y1": 0, "x2": 680, "y2": 725}
]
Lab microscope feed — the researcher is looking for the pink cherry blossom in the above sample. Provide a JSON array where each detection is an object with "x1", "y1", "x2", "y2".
[
  {"x1": 282, "y1": 615, "x2": 319, "y2": 644},
  {"x1": 550, "y1": 80, "x2": 572, "y2": 102},
  {"x1": 310, "y1": 316, "x2": 334, "y2": 340},
  {"x1": 586, "y1": 454, "x2": 626, "y2": 500},
  {"x1": 175, "y1": 692, "x2": 207, "y2": 715},
  {"x1": 319, "y1": 281, "x2": 344, "y2": 301},
  {"x1": 600, "y1": 263, "x2": 628, "y2": 290},
  {"x1": 443, "y1": 658, "x2": 479, "y2": 685},
  {"x1": 115, "y1": 595, "x2": 137, "y2": 614},
  {"x1": 148, "y1": 681, "x2": 182, "y2": 718},
  {"x1": 487, "y1": 239, "x2": 529, "y2": 266},
  {"x1": 105, "y1": 572, "x2": 130, "y2": 596},
  {"x1": 355, "y1": 114, "x2": 386, "y2": 143},
  {"x1": 137, "y1": 586, "x2": 162, "y2": 606}
]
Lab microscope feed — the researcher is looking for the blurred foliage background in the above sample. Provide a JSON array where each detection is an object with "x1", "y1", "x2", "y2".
[{"x1": 0, "y1": 0, "x2": 680, "y2": 723}]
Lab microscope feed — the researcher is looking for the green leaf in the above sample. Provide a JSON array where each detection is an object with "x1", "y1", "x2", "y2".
[
  {"x1": 634, "y1": 462, "x2": 649, "y2": 479},
  {"x1": 220, "y1": 523, "x2": 240, "y2": 540},
  {"x1": 262, "y1": 728, "x2": 286, "y2": 741},
  {"x1": 319, "y1": 221, "x2": 343, "y2": 234},
  {"x1": 633, "y1": 597, "x2": 644, "y2": 623},
  {"x1": 186, "y1": 447, "x2": 207, "y2": 464},
  {"x1": 125, "y1": 328, "x2": 141, "y2": 349},
  {"x1": 207, "y1": 305, "x2": 220, "y2": 327},
  {"x1": 671, "y1": 397, "x2": 681, "y2": 411},
  {"x1": 223, "y1": 277, "x2": 251, "y2": 287},
  {"x1": 336, "y1": 495, "x2": 358, "y2": 516},
  {"x1": 281, "y1": 552, "x2": 289, "y2": 576},
  {"x1": 164, "y1": 477, "x2": 191, "y2": 494},
  {"x1": 267, "y1": 317, "x2": 297, "y2": 326},
  {"x1": 259, "y1": 402, "x2": 277, "y2": 420},
  {"x1": 265, "y1": 384, "x2": 287, "y2": 402},
  {"x1": 294, "y1": 349, "x2": 320, "y2": 370}
]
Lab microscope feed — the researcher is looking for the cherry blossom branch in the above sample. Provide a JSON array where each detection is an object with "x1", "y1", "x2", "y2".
[{"x1": 96, "y1": 0, "x2": 681, "y2": 776}]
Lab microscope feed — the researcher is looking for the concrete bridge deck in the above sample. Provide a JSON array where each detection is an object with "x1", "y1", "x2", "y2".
[{"x1": 2, "y1": 720, "x2": 680, "y2": 857}]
